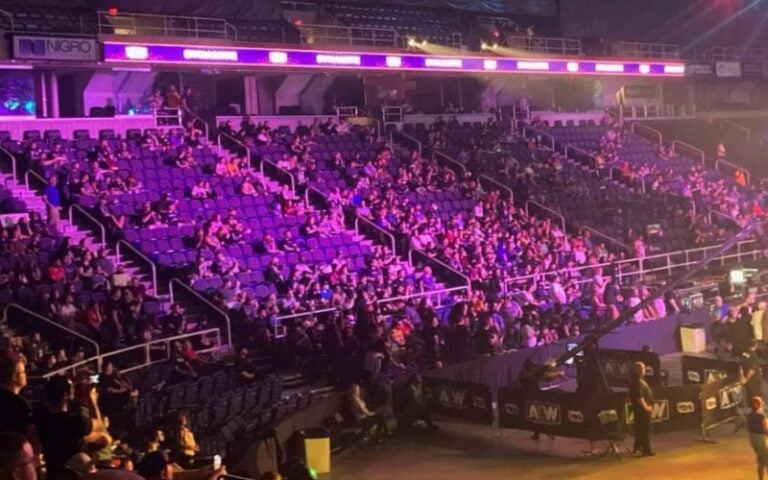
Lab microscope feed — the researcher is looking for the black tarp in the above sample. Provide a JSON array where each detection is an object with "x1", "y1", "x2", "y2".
[
  {"x1": 700, "y1": 377, "x2": 743, "y2": 429},
  {"x1": 422, "y1": 376, "x2": 494, "y2": 425}
]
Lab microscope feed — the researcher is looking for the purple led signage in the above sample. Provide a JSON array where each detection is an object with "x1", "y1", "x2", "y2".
[{"x1": 102, "y1": 42, "x2": 686, "y2": 78}]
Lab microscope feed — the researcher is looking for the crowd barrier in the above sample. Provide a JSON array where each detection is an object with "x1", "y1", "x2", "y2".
[
  {"x1": 426, "y1": 310, "x2": 708, "y2": 393},
  {"x1": 681, "y1": 355, "x2": 741, "y2": 385}
]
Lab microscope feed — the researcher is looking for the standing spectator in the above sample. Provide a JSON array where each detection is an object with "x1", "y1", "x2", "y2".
[
  {"x1": 716, "y1": 141, "x2": 727, "y2": 159},
  {"x1": 748, "y1": 396, "x2": 768, "y2": 480},
  {"x1": 629, "y1": 361, "x2": 655, "y2": 457},
  {"x1": 35, "y1": 376, "x2": 94, "y2": 480},
  {"x1": 172, "y1": 410, "x2": 199, "y2": 469},
  {"x1": 182, "y1": 87, "x2": 196, "y2": 113},
  {"x1": 0, "y1": 353, "x2": 36, "y2": 444},
  {"x1": 741, "y1": 340, "x2": 764, "y2": 402},
  {"x1": 165, "y1": 85, "x2": 183, "y2": 110},
  {"x1": 0, "y1": 432, "x2": 37, "y2": 480},
  {"x1": 45, "y1": 175, "x2": 62, "y2": 231}
]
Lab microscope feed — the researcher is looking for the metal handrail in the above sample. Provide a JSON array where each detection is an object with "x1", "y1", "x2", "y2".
[
  {"x1": 186, "y1": 110, "x2": 210, "y2": 140},
  {"x1": 375, "y1": 285, "x2": 470, "y2": 306},
  {"x1": 298, "y1": 23, "x2": 399, "y2": 47},
  {"x1": 275, "y1": 307, "x2": 338, "y2": 323},
  {"x1": 153, "y1": 107, "x2": 183, "y2": 127},
  {"x1": 671, "y1": 140, "x2": 705, "y2": 165},
  {"x1": 0, "y1": 144, "x2": 17, "y2": 180},
  {"x1": 24, "y1": 168, "x2": 48, "y2": 190},
  {"x1": 116, "y1": 239, "x2": 158, "y2": 294},
  {"x1": 355, "y1": 216, "x2": 396, "y2": 259},
  {"x1": 98, "y1": 327, "x2": 221, "y2": 375},
  {"x1": 3, "y1": 303, "x2": 100, "y2": 358},
  {"x1": 69, "y1": 204, "x2": 106, "y2": 247},
  {"x1": 216, "y1": 132, "x2": 255, "y2": 172},
  {"x1": 503, "y1": 35, "x2": 582, "y2": 55},
  {"x1": 262, "y1": 159, "x2": 297, "y2": 192},
  {"x1": 525, "y1": 200, "x2": 566, "y2": 231},
  {"x1": 716, "y1": 158, "x2": 751, "y2": 185},
  {"x1": 395, "y1": 131, "x2": 422, "y2": 156},
  {"x1": 169, "y1": 278, "x2": 233, "y2": 351},
  {"x1": 707, "y1": 209, "x2": 739, "y2": 226},
  {"x1": 98, "y1": 11, "x2": 236, "y2": 40},
  {"x1": 631, "y1": 123, "x2": 663, "y2": 147},
  {"x1": 408, "y1": 248, "x2": 472, "y2": 294},
  {"x1": 527, "y1": 127, "x2": 556, "y2": 150},
  {"x1": 479, "y1": 174, "x2": 514, "y2": 204},
  {"x1": 434, "y1": 151, "x2": 467, "y2": 177},
  {"x1": 502, "y1": 238, "x2": 761, "y2": 291},
  {"x1": 580, "y1": 225, "x2": 631, "y2": 251},
  {"x1": 304, "y1": 185, "x2": 327, "y2": 208},
  {"x1": 38, "y1": 327, "x2": 221, "y2": 380},
  {"x1": 721, "y1": 119, "x2": 751, "y2": 141}
]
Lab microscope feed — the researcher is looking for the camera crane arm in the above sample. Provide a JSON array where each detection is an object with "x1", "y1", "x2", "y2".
[{"x1": 554, "y1": 220, "x2": 763, "y2": 368}]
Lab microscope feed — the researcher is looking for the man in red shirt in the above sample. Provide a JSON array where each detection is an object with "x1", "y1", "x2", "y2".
[{"x1": 47, "y1": 259, "x2": 65, "y2": 283}]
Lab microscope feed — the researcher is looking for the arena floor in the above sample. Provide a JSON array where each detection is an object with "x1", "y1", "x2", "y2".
[
  {"x1": 331, "y1": 352, "x2": 753, "y2": 480},
  {"x1": 330, "y1": 419, "x2": 752, "y2": 480}
]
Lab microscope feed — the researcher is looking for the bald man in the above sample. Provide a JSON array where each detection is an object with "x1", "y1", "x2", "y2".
[{"x1": 629, "y1": 361, "x2": 655, "y2": 457}]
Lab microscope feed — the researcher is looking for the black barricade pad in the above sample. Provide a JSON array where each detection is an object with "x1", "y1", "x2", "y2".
[
  {"x1": 581, "y1": 349, "x2": 662, "y2": 388},
  {"x1": 423, "y1": 376, "x2": 494, "y2": 426},
  {"x1": 700, "y1": 377, "x2": 744, "y2": 429},
  {"x1": 622, "y1": 385, "x2": 701, "y2": 433},
  {"x1": 681, "y1": 355, "x2": 741, "y2": 384},
  {"x1": 497, "y1": 388, "x2": 626, "y2": 440},
  {"x1": 498, "y1": 385, "x2": 701, "y2": 437}
]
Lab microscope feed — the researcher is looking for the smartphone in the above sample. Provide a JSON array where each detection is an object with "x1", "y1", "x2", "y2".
[
  {"x1": 89, "y1": 374, "x2": 100, "y2": 384},
  {"x1": 213, "y1": 455, "x2": 222, "y2": 470}
]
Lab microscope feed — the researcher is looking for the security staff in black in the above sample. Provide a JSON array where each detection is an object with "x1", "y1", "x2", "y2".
[
  {"x1": 741, "y1": 339, "x2": 764, "y2": 402},
  {"x1": 629, "y1": 361, "x2": 655, "y2": 457}
]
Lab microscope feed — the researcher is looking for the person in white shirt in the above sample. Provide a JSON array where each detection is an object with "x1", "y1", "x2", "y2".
[
  {"x1": 549, "y1": 276, "x2": 567, "y2": 305},
  {"x1": 753, "y1": 302, "x2": 767, "y2": 341},
  {"x1": 628, "y1": 288, "x2": 645, "y2": 323}
]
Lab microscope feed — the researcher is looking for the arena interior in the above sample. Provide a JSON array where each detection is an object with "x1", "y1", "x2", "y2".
[{"x1": 2, "y1": 0, "x2": 768, "y2": 479}]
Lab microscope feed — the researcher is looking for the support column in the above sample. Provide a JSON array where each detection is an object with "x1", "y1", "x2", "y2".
[
  {"x1": 244, "y1": 75, "x2": 259, "y2": 115},
  {"x1": 40, "y1": 72, "x2": 48, "y2": 118},
  {"x1": 49, "y1": 73, "x2": 60, "y2": 118}
]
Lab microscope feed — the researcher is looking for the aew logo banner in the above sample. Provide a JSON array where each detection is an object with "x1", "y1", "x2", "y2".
[
  {"x1": 423, "y1": 376, "x2": 493, "y2": 425},
  {"x1": 623, "y1": 386, "x2": 701, "y2": 433},
  {"x1": 13, "y1": 36, "x2": 97, "y2": 61},
  {"x1": 498, "y1": 387, "x2": 621, "y2": 439},
  {"x1": 700, "y1": 377, "x2": 743, "y2": 428},
  {"x1": 592, "y1": 349, "x2": 662, "y2": 388},
  {"x1": 681, "y1": 355, "x2": 740, "y2": 385}
]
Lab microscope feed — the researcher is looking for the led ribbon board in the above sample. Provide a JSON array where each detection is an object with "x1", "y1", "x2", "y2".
[{"x1": 102, "y1": 42, "x2": 686, "y2": 77}]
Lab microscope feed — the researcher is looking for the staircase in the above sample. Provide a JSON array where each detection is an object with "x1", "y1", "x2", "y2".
[{"x1": 1, "y1": 172, "x2": 160, "y2": 300}]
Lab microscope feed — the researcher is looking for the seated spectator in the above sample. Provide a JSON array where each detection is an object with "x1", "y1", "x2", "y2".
[
  {"x1": 399, "y1": 374, "x2": 437, "y2": 430},
  {"x1": 349, "y1": 383, "x2": 390, "y2": 444},
  {"x1": 234, "y1": 347, "x2": 257, "y2": 384}
]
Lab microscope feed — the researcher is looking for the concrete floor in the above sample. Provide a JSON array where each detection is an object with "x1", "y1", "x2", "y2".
[
  {"x1": 330, "y1": 351, "x2": 756, "y2": 480},
  {"x1": 329, "y1": 419, "x2": 754, "y2": 480}
]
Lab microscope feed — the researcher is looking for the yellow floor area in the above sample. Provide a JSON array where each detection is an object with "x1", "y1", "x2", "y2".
[{"x1": 329, "y1": 419, "x2": 755, "y2": 480}]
